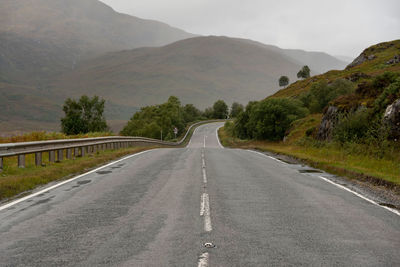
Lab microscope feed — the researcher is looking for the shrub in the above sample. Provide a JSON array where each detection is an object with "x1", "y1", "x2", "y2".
[
  {"x1": 234, "y1": 98, "x2": 308, "y2": 141},
  {"x1": 333, "y1": 108, "x2": 370, "y2": 143},
  {"x1": 300, "y1": 78, "x2": 354, "y2": 113}
]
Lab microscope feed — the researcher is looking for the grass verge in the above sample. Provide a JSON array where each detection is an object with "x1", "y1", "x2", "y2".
[
  {"x1": 0, "y1": 146, "x2": 159, "y2": 202},
  {"x1": 219, "y1": 127, "x2": 400, "y2": 189}
]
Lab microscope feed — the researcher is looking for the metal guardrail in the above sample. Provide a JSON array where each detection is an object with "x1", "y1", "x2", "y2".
[{"x1": 0, "y1": 120, "x2": 221, "y2": 170}]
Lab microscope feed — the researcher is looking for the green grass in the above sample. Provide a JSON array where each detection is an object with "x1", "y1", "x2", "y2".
[{"x1": 219, "y1": 127, "x2": 400, "y2": 187}]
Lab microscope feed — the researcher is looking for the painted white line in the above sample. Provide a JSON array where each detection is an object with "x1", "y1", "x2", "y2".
[
  {"x1": 216, "y1": 126, "x2": 224, "y2": 149},
  {"x1": 203, "y1": 135, "x2": 206, "y2": 148},
  {"x1": 0, "y1": 149, "x2": 154, "y2": 212},
  {"x1": 318, "y1": 176, "x2": 400, "y2": 216},
  {"x1": 202, "y1": 168, "x2": 208, "y2": 184},
  {"x1": 200, "y1": 193, "x2": 206, "y2": 216},
  {"x1": 203, "y1": 193, "x2": 212, "y2": 232},
  {"x1": 246, "y1": 149, "x2": 400, "y2": 216},
  {"x1": 198, "y1": 252, "x2": 209, "y2": 267},
  {"x1": 186, "y1": 126, "x2": 199, "y2": 148},
  {"x1": 246, "y1": 149, "x2": 286, "y2": 164}
]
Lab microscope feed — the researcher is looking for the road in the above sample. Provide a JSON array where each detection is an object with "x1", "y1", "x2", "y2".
[{"x1": 0, "y1": 122, "x2": 399, "y2": 266}]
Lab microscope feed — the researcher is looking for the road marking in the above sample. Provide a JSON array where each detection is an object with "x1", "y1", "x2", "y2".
[
  {"x1": 203, "y1": 193, "x2": 212, "y2": 232},
  {"x1": 198, "y1": 252, "x2": 209, "y2": 267},
  {"x1": 246, "y1": 149, "x2": 286, "y2": 164},
  {"x1": 202, "y1": 168, "x2": 207, "y2": 184},
  {"x1": 0, "y1": 150, "x2": 154, "y2": 212},
  {"x1": 216, "y1": 126, "x2": 224, "y2": 148},
  {"x1": 200, "y1": 193, "x2": 206, "y2": 216},
  {"x1": 203, "y1": 135, "x2": 206, "y2": 148},
  {"x1": 245, "y1": 149, "x2": 400, "y2": 217},
  {"x1": 187, "y1": 126, "x2": 199, "y2": 148},
  {"x1": 318, "y1": 175, "x2": 400, "y2": 216}
]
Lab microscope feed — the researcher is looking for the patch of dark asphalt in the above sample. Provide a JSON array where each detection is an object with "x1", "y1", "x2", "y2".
[
  {"x1": 77, "y1": 180, "x2": 91, "y2": 185},
  {"x1": 96, "y1": 170, "x2": 112, "y2": 175}
]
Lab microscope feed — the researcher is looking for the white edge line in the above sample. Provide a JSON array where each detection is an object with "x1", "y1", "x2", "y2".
[
  {"x1": 186, "y1": 125, "x2": 200, "y2": 148},
  {"x1": 216, "y1": 125, "x2": 224, "y2": 149},
  {"x1": 246, "y1": 149, "x2": 400, "y2": 217},
  {"x1": 318, "y1": 175, "x2": 400, "y2": 216},
  {"x1": 246, "y1": 149, "x2": 286, "y2": 164},
  {"x1": 0, "y1": 149, "x2": 155, "y2": 212},
  {"x1": 198, "y1": 252, "x2": 209, "y2": 267}
]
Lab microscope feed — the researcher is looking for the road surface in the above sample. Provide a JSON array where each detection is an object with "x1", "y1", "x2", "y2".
[{"x1": 0, "y1": 122, "x2": 399, "y2": 266}]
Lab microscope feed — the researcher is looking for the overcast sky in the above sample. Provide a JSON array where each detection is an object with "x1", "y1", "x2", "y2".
[{"x1": 101, "y1": 0, "x2": 399, "y2": 58}]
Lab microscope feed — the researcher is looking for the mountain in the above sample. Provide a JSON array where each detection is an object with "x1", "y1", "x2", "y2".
[
  {"x1": 0, "y1": 0, "x2": 194, "y2": 84},
  {"x1": 52, "y1": 36, "x2": 306, "y2": 111},
  {"x1": 237, "y1": 39, "x2": 347, "y2": 74}
]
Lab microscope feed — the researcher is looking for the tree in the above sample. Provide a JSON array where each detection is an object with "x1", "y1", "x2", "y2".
[
  {"x1": 279, "y1": 76, "x2": 289, "y2": 87},
  {"x1": 213, "y1": 100, "x2": 228, "y2": 119},
  {"x1": 61, "y1": 95, "x2": 109, "y2": 135},
  {"x1": 297, "y1": 65, "x2": 310, "y2": 79},
  {"x1": 230, "y1": 102, "x2": 244, "y2": 118}
]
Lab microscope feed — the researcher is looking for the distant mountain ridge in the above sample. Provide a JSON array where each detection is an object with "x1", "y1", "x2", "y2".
[{"x1": 0, "y1": 0, "x2": 195, "y2": 84}]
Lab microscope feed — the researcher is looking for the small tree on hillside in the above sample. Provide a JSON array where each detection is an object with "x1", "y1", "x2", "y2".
[
  {"x1": 297, "y1": 65, "x2": 310, "y2": 79},
  {"x1": 213, "y1": 100, "x2": 228, "y2": 119},
  {"x1": 61, "y1": 95, "x2": 109, "y2": 135},
  {"x1": 279, "y1": 76, "x2": 289, "y2": 88}
]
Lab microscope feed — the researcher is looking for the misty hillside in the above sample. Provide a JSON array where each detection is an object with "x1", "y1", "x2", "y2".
[
  {"x1": 52, "y1": 36, "x2": 305, "y2": 111},
  {"x1": 237, "y1": 39, "x2": 348, "y2": 74},
  {"x1": 0, "y1": 0, "x2": 194, "y2": 84}
]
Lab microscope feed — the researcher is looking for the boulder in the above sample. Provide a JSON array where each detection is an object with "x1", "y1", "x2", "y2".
[
  {"x1": 317, "y1": 106, "x2": 339, "y2": 140},
  {"x1": 386, "y1": 55, "x2": 400, "y2": 65},
  {"x1": 383, "y1": 99, "x2": 400, "y2": 139}
]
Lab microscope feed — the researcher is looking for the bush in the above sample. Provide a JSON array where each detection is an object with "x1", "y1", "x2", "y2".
[
  {"x1": 300, "y1": 78, "x2": 354, "y2": 113},
  {"x1": 233, "y1": 98, "x2": 308, "y2": 141},
  {"x1": 333, "y1": 108, "x2": 370, "y2": 143}
]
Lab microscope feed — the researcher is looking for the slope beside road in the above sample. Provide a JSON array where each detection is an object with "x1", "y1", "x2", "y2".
[{"x1": 0, "y1": 122, "x2": 399, "y2": 266}]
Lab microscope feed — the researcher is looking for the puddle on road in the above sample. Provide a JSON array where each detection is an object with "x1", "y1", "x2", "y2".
[
  {"x1": 298, "y1": 169, "x2": 323, "y2": 173},
  {"x1": 96, "y1": 170, "x2": 112, "y2": 175}
]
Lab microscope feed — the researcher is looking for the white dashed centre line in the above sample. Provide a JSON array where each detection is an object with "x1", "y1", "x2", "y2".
[{"x1": 197, "y1": 252, "x2": 209, "y2": 267}]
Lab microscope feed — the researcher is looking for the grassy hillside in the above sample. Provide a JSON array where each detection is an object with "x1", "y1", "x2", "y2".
[{"x1": 272, "y1": 40, "x2": 400, "y2": 99}]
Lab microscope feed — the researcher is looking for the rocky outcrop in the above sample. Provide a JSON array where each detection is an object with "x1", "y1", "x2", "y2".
[
  {"x1": 346, "y1": 53, "x2": 376, "y2": 69},
  {"x1": 345, "y1": 72, "x2": 371, "y2": 82},
  {"x1": 383, "y1": 99, "x2": 400, "y2": 139},
  {"x1": 386, "y1": 55, "x2": 400, "y2": 65},
  {"x1": 317, "y1": 106, "x2": 339, "y2": 140}
]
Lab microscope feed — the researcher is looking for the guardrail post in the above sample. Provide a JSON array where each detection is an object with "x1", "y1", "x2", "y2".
[
  {"x1": 66, "y1": 148, "x2": 72, "y2": 159},
  {"x1": 49, "y1": 150, "x2": 55, "y2": 163},
  {"x1": 0, "y1": 157, "x2": 3, "y2": 171},
  {"x1": 81, "y1": 147, "x2": 86, "y2": 157},
  {"x1": 93, "y1": 145, "x2": 97, "y2": 154},
  {"x1": 57, "y1": 149, "x2": 63, "y2": 162},
  {"x1": 74, "y1": 147, "x2": 79, "y2": 157},
  {"x1": 35, "y1": 152, "x2": 42, "y2": 166},
  {"x1": 18, "y1": 154, "x2": 25, "y2": 168}
]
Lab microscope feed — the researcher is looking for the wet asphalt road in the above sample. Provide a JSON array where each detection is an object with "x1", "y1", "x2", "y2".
[{"x1": 0, "y1": 122, "x2": 399, "y2": 266}]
